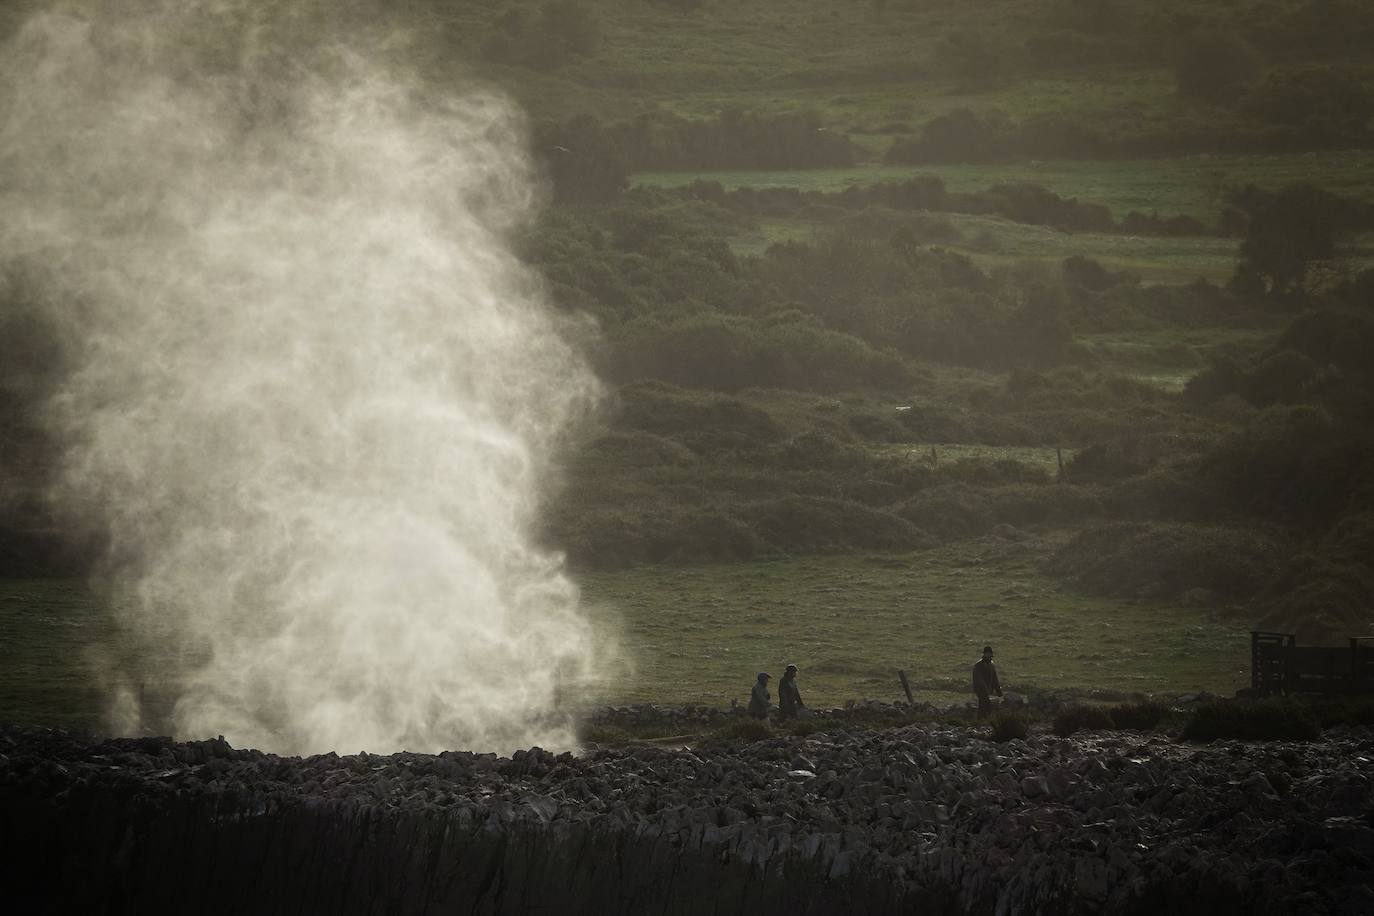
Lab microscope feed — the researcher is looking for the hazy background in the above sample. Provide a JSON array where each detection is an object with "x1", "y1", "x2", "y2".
[
  {"x1": 0, "y1": 1, "x2": 606, "y2": 754},
  {"x1": 1, "y1": 0, "x2": 1372, "y2": 736}
]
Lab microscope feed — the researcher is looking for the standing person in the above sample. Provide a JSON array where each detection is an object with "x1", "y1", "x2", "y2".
[
  {"x1": 778, "y1": 664, "x2": 804, "y2": 719},
  {"x1": 748, "y1": 672, "x2": 772, "y2": 719},
  {"x1": 972, "y1": 645, "x2": 1003, "y2": 720}
]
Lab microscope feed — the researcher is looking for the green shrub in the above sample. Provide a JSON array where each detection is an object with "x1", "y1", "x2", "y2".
[
  {"x1": 741, "y1": 495, "x2": 929, "y2": 553},
  {"x1": 984, "y1": 483, "x2": 1103, "y2": 527},
  {"x1": 609, "y1": 313, "x2": 912, "y2": 393},
  {"x1": 579, "y1": 724, "x2": 630, "y2": 745},
  {"x1": 1313, "y1": 700, "x2": 1374, "y2": 729},
  {"x1": 713, "y1": 718, "x2": 773, "y2": 742},
  {"x1": 615, "y1": 381, "x2": 783, "y2": 449},
  {"x1": 1108, "y1": 701, "x2": 1165, "y2": 731},
  {"x1": 1174, "y1": 31, "x2": 1259, "y2": 103},
  {"x1": 897, "y1": 485, "x2": 994, "y2": 538},
  {"x1": 1053, "y1": 704, "x2": 1114, "y2": 737},
  {"x1": 784, "y1": 718, "x2": 827, "y2": 737},
  {"x1": 989, "y1": 712, "x2": 1029, "y2": 742},
  {"x1": 1047, "y1": 522, "x2": 1286, "y2": 602},
  {"x1": 1180, "y1": 700, "x2": 1320, "y2": 742}
]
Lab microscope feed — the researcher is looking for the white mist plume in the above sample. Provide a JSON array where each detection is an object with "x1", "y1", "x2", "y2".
[{"x1": 0, "y1": 4, "x2": 604, "y2": 754}]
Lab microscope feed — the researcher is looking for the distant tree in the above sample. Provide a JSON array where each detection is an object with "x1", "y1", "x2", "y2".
[
  {"x1": 1229, "y1": 184, "x2": 1372, "y2": 297},
  {"x1": 1240, "y1": 66, "x2": 1374, "y2": 148},
  {"x1": 886, "y1": 109, "x2": 1009, "y2": 164},
  {"x1": 536, "y1": 114, "x2": 628, "y2": 205},
  {"x1": 1175, "y1": 31, "x2": 1260, "y2": 103}
]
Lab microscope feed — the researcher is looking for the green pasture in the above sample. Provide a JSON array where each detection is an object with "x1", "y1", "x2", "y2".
[
  {"x1": 579, "y1": 541, "x2": 1251, "y2": 709},
  {"x1": 637, "y1": 150, "x2": 1374, "y2": 222},
  {"x1": 0, "y1": 580, "x2": 126, "y2": 731},
  {"x1": 869, "y1": 443, "x2": 1073, "y2": 476},
  {"x1": 1, "y1": 543, "x2": 1252, "y2": 731},
  {"x1": 732, "y1": 214, "x2": 1244, "y2": 284},
  {"x1": 1078, "y1": 327, "x2": 1276, "y2": 369}
]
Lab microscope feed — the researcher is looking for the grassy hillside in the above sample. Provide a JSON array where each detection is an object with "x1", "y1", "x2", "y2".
[{"x1": 395, "y1": 0, "x2": 1374, "y2": 169}]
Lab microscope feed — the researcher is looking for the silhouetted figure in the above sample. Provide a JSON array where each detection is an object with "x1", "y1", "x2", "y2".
[
  {"x1": 748, "y1": 672, "x2": 771, "y2": 719},
  {"x1": 973, "y1": 645, "x2": 1003, "y2": 720},
  {"x1": 778, "y1": 664, "x2": 804, "y2": 719}
]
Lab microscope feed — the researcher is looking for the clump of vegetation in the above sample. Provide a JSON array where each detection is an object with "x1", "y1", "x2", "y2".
[
  {"x1": 1108, "y1": 701, "x2": 1166, "y2": 731},
  {"x1": 578, "y1": 724, "x2": 631, "y2": 745},
  {"x1": 1180, "y1": 700, "x2": 1321, "y2": 742},
  {"x1": 1047, "y1": 522, "x2": 1286, "y2": 603},
  {"x1": 1312, "y1": 700, "x2": 1374, "y2": 729},
  {"x1": 711, "y1": 718, "x2": 773, "y2": 742},
  {"x1": 989, "y1": 711, "x2": 1030, "y2": 742},
  {"x1": 1053, "y1": 704, "x2": 1115, "y2": 737},
  {"x1": 783, "y1": 718, "x2": 829, "y2": 737}
]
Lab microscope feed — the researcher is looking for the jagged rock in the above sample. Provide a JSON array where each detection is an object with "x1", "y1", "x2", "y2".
[{"x1": 3, "y1": 725, "x2": 1373, "y2": 914}]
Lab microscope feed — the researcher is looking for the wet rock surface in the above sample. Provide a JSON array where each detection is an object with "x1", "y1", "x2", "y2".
[{"x1": 2, "y1": 723, "x2": 1372, "y2": 914}]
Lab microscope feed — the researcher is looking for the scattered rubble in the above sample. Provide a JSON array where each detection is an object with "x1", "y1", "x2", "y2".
[{"x1": 2, "y1": 722, "x2": 1370, "y2": 913}]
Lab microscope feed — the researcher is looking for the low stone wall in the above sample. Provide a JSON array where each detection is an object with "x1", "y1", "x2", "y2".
[{"x1": 2, "y1": 723, "x2": 1371, "y2": 914}]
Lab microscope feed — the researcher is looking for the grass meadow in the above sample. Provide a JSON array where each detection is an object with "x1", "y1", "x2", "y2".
[
  {"x1": 642, "y1": 152, "x2": 1374, "y2": 284},
  {"x1": 636, "y1": 151, "x2": 1374, "y2": 221},
  {"x1": 581, "y1": 538, "x2": 1250, "y2": 708},
  {"x1": 733, "y1": 214, "x2": 1249, "y2": 284},
  {"x1": 0, "y1": 539, "x2": 1251, "y2": 732}
]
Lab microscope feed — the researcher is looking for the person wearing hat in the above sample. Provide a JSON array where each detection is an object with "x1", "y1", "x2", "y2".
[
  {"x1": 748, "y1": 671, "x2": 772, "y2": 719},
  {"x1": 778, "y1": 664, "x2": 804, "y2": 720},
  {"x1": 972, "y1": 645, "x2": 1003, "y2": 720}
]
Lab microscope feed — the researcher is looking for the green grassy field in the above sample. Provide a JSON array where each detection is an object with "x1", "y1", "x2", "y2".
[
  {"x1": 1, "y1": 541, "x2": 1252, "y2": 731},
  {"x1": 637, "y1": 151, "x2": 1374, "y2": 222},
  {"x1": 581, "y1": 539, "x2": 1251, "y2": 708},
  {"x1": 0, "y1": 580, "x2": 127, "y2": 730},
  {"x1": 732, "y1": 213, "x2": 1248, "y2": 284},
  {"x1": 869, "y1": 443, "x2": 1073, "y2": 475}
]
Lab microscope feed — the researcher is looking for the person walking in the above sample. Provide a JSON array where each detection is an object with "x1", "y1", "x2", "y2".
[
  {"x1": 972, "y1": 645, "x2": 1003, "y2": 720},
  {"x1": 778, "y1": 664, "x2": 804, "y2": 719},
  {"x1": 748, "y1": 672, "x2": 772, "y2": 719}
]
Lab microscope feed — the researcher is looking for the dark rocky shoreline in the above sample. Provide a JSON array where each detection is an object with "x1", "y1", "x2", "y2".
[{"x1": 2, "y1": 720, "x2": 1372, "y2": 914}]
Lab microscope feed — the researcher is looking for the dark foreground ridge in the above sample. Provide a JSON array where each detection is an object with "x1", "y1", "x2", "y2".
[{"x1": 2, "y1": 723, "x2": 1371, "y2": 915}]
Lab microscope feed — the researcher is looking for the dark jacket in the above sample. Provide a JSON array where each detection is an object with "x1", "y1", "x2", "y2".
[
  {"x1": 972, "y1": 658, "x2": 1001, "y2": 698},
  {"x1": 778, "y1": 675, "x2": 803, "y2": 717},
  {"x1": 748, "y1": 682, "x2": 771, "y2": 719}
]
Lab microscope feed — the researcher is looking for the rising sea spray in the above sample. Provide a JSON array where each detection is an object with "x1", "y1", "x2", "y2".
[{"x1": 0, "y1": 4, "x2": 605, "y2": 754}]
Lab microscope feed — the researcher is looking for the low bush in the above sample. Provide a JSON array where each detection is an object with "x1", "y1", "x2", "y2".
[
  {"x1": 984, "y1": 484, "x2": 1103, "y2": 527},
  {"x1": 579, "y1": 724, "x2": 631, "y2": 745},
  {"x1": 1180, "y1": 700, "x2": 1320, "y2": 742},
  {"x1": 1312, "y1": 700, "x2": 1374, "y2": 729},
  {"x1": 615, "y1": 381, "x2": 783, "y2": 449},
  {"x1": 1053, "y1": 704, "x2": 1114, "y2": 737},
  {"x1": 712, "y1": 718, "x2": 773, "y2": 742},
  {"x1": 1047, "y1": 522, "x2": 1286, "y2": 602},
  {"x1": 1108, "y1": 701, "x2": 1166, "y2": 731},
  {"x1": 740, "y1": 495, "x2": 929, "y2": 553},
  {"x1": 550, "y1": 505, "x2": 763, "y2": 569},
  {"x1": 608, "y1": 313, "x2": 913, "y2": 393},
  {"x1": 989, "y1": 711, "x2": 1030, "y2": 742},
  {"x1": 783, "y1": 718, "x2": 828, "y2": 737},
  {"x1": 896, "y1": 485, "x2": 994, "y2": 538}
]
